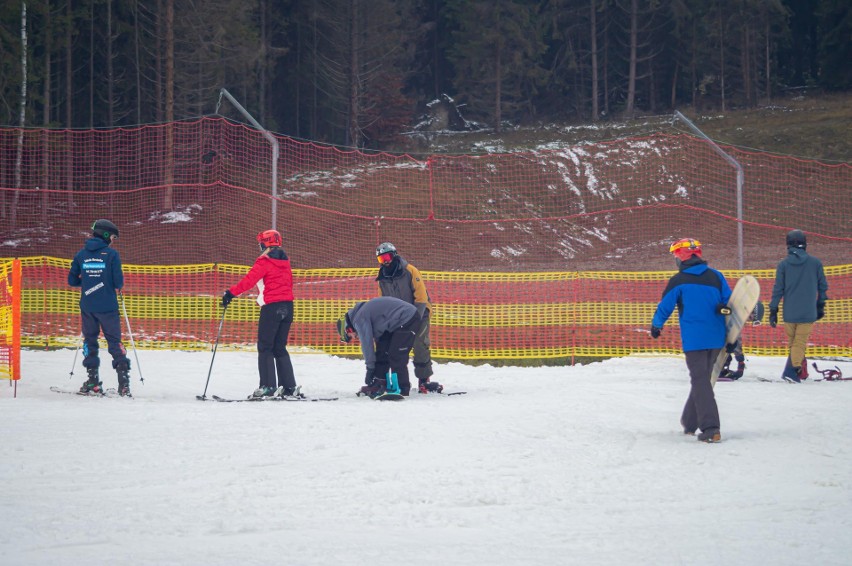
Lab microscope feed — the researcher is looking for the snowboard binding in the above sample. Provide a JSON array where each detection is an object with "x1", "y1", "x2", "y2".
[{"x1": 812, "y1": 363, "x2": 844, "y2": 381}]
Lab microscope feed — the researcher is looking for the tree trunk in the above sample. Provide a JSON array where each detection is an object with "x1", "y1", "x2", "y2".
[
  {"x1": 259, "y1": 0, "x2": 267, "y2": 124},
  {"x1": 156, "y1": 0, "x2": 164, "y2": 122},
  {"x1": 590, "y1": 0, "x2": 599, "y2": 121},
  {"x1": 89, "y1": 0, "x2": 94, "y2": 127},
  {"x1": 494, "y1": 45, "x2": 502, "y2": 133},
  {"x1": 11, "y1": 1, "x2": 28, "y2": 226},
  {"x1": 134, "y1": 0, "x2": 142, "y2": 124},
  {"x1": 625, "y1": 0, "x2": 637, "y2": 117},
  {"x1": 164, "y1": 0, "x2": 174, "y2": 210},
  {"x1": 107, "y1": 0, "x2": 114, "y2": 126},
  {"x1": 66, "y1": 0, "x2": 74, "y2": 209},
  {"x1": 348, "y1": 0, "x2": 361, "y2": 147},
  {"x1": 765, "y1": 21, "x2": 771, "y2": 101},
  {"x1": 719, "y1": 6, "x2": 726, "y2": 111},
  {"x1": 43, "y1": 0, "x2": 51, "y2": 223},
  {"x1": 670, "y1": 62, "x2": 678, "y2": 109}
]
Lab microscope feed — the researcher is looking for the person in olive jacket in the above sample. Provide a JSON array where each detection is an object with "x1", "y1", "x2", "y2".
[
  {"x1": 768, "y1": 229, "x2": 829, "y2": 383},
  {"x1": 375, "y1": 242, "x2": 441, "y2": 393}
]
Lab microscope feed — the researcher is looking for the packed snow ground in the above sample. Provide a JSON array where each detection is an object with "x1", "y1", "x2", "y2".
[{"x1": 2, "y1": 349, "x2": 851, "y2": 566}]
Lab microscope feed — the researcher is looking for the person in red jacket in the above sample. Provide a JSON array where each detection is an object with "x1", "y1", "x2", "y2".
[{"x1": 221, "y1": 230, "x2": 299, "y2": 399}]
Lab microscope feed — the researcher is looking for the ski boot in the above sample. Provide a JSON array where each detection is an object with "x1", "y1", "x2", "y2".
[
  {"x1": 79, "y1": 368, "x2": 103, "y2": 395},
  {"x1": 117, "y1": 363, "x2": 132, "y2": 397},
  {"x1": 249, "y1": 386, "x2": 277, "y2": 399},
  {"x1": 417, "y1": 378, "x2": 443, "y2": 394},
  {"x1": 357, "y1": 378, "x2": 386, "y2": 399},
  {"x1": 281, "y1": 386, "x2": 306, "y2": 399},
  {"x1": 728, "y1": 361, "x2": 745, "y2": 380}
]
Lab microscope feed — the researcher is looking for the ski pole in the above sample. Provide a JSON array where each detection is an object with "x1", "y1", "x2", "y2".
[
  {"x1": 68, "y1": 339, "x2": 82, "y2": 380},
  {"x1": 198, "y1": 305, "x2": 228, "y2": 401},
  {"x1": 119, "y1": 290, "x2": 145, "y2": 384}
]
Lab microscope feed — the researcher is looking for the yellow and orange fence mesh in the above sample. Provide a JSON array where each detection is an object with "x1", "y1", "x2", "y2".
[
  {"x1": 12, "y1": 257, "x2": 852, "y2": 360},
  {"x1": 0, "y1": 259, "x2": 21, "y2": 381}
]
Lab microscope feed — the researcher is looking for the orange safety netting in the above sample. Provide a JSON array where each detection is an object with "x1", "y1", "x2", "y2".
[
  {"x1": 11, "y1": 257, "x2": 852, "y2": 359},
  {"x1": 1, "y1": 118, "x2": 850, "y2": 360}
]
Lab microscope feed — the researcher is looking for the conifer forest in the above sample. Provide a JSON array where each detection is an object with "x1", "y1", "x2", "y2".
[{"x1": 1, "y1": 0, "x2": 850, "y2": 148}]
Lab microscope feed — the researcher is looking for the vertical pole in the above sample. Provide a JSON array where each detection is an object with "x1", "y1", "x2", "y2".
[{"x1": 674, "y1": 111, "x2": 745, "y2": 269}]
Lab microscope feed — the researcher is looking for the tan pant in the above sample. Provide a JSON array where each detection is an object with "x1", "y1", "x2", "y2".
[{"x1": 784, "y1": 322, "x2": 814, "y2": 368}]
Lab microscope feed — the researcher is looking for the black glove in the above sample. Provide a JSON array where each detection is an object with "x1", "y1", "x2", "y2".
[
  {"x1": 365, "y1": 367, "x2": 375, "y2": 384},
  {"x1": 221, "y1": 290, "x2": 235, "y2": 308},
  {"x1": 725, "y1": 342, "x2": 737, "y2": 353},
  {"x1": 650, "y1": 326, "x2": 662, "y2": 339},
  {"x1": 715, "y1": 303, "x2": 732, "y2": 316},
  {"x1": 769, "y1": 308, "x2": 778, "y2": 328},
  {"x1": 816, "y1": 301, "x2": 825, "y2": 320}
]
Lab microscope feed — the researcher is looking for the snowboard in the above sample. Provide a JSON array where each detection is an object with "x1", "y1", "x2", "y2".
[{"x1": 711, "y1": 275, "x2": 761, "y2": 387}]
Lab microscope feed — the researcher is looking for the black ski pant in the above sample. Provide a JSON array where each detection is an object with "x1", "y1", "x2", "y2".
[
  {"x1": 257, "y1": 301, "x2": 296, "y2": 391},
  {"x1": 681, "y1": 348, "x2": 722, "y2": 434},
  {"x1": 81, "y1": 310, "x2": 129, "y2": 371},
  {"x1": 373, "y1": 313, "x2": 419, "y2": 393}
]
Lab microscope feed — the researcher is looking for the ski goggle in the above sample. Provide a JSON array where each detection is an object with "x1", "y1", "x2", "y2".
[
  {"x1": 669, "y1": 238, "x2": 701, "y2": 254},
  {"x1": 377, "y1": 252, "x2": 394, "y2": 264}
]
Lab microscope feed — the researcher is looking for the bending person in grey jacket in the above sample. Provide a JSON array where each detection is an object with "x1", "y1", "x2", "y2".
[
  {"x1": 768, "y1": 229, "x2": 829, "y2": 382},
  {"x1": 337, "y1": 296, "x2": 420, "y2": 396}
]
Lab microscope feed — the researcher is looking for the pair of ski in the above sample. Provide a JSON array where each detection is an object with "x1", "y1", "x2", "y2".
[
  {"x1": 50, "y1": 385, "x2": 129, "y2": 398},
  {"x1": 201, "y1": 386, "x2": 338, "y2": 403}
]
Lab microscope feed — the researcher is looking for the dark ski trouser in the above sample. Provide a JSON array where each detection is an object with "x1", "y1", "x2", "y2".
[
  {"x1": 373, "y1": 313, "x2": 419, "y2": 392},
  {"x1": 413, "y1": 310, "x2": 433, "y2": 380},
  {"x1": 257, "y1": 301, "x2": 296, "y2": 390},
  {"x1": 681, "y1": 348, "x2": 722, "y2": 433},
  {"x1": 81, "y1": 310, "x2": 129, "y2": 370}
]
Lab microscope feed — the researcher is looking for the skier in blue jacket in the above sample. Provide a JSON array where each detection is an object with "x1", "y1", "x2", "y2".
[
  {"x1": 650, "y1": 238, "x2": 733, "y2": 443},
  {"x1": 68, "y1": 219, "x2": 132, "y2": 396}
]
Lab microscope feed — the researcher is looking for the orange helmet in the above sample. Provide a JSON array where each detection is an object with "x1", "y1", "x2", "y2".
[
  {"x1": 669, "y1": 238, "x2": 702, "y2": 262},
  {"x1": 257, "y1": 229, "x2": 282, "y2": 250}
]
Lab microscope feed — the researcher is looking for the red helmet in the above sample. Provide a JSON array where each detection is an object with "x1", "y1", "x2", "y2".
[
  {"x1": 669, "y1": 238, "x2": 702, "y2": 262},
  {"x1": 257, "y1": 229, "x2": 283, "y2": 249}
]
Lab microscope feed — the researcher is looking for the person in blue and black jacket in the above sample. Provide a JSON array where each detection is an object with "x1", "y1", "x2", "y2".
[
  {"x1": 68, "y1": 219, "x2": 132, "y2": 396},
  {"x1": 650, "y1": 238, "x2": 733, "y2": 443}
]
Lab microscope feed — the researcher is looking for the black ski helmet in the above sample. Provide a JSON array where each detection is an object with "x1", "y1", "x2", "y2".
[
  {"x1": 786, "y1": 229, "x2": 806, "y2": 250},
  {"x1": 92, "y1": 219, "x2": 119, "y2": 242}
]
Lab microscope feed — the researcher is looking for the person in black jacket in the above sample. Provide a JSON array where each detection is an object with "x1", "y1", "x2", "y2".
[
  {"x1": 768, "y1": 229, "x2": 829, "y2": 383},
  {"x1": 68, "y1": 219, "x2": 132, "y2": 396}
]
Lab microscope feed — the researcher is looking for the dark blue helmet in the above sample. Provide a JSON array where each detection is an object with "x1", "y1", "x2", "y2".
[
  {"x1": 92, "y1": 219, "x2": 119, "y2": 242},
  {"x1": 786, "y1": 229, "x2": 806, "y2": 250}
]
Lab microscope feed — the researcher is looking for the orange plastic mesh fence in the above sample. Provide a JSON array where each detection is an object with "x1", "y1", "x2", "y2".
[
  {"x1": 1, "y1": 119, "x2": 850, "y2": 360},
  {"x1": 9, "y1": 257, "x2": 852, "y2": 359},
  {"x1": 0, "y1": 259, "x2": 21, "y2": 380},
  {"x1": 1, "y1": 118, "x2": 849, "y2": 272}
]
